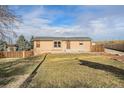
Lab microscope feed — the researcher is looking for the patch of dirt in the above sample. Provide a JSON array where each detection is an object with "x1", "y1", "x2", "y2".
[
  {"x1": 90, "y1": 52, "x2": 124, "y2": 63},
  {"x1": 99, "y1": 53, "x2": 124, "y2": 63},
  {"x1": 110, "y1": 55, "x2": 124, "y2": 63}
]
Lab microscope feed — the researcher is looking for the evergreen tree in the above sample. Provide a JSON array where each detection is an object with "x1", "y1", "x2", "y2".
[
  {"x1": 16, "y1": 35, "x2": 26, "y2": 51},
  {"x1": 0, "y1": 40, "x2": 7, "y2": 51},
  {"x1": 16, "y1": 35, "x2": 32, "y2": 51},
  {"x1": 25, "y1": 40, "x2": 31, "y2": 50},
  {"x1": 30, "y1": 36, "x2": 34, "y2": 49}
]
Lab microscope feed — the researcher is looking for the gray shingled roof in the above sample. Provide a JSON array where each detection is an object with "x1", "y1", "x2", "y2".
[{"x1": 33, "y1": 37, "x2": 91, "y2": 41}]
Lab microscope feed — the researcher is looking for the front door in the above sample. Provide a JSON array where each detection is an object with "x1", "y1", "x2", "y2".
[{"x1": 66, "y1": 40, "x2": 70, "y2": 49}]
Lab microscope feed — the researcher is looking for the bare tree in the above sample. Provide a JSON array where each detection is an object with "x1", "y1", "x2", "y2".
[{"x1": 0, "y1": 5, "x2": 20, "y2": 42}]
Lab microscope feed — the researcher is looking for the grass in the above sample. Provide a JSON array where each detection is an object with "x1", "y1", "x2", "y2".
[
  {"x1": 0, "y1": 55, "x2": 44, "y2": 87},
  {"x1": 28, "y1": 53, "x2": 124, "y2": 88},
  {"x1": 1, "y1": 53, "x2": 124, "y2": 88}
]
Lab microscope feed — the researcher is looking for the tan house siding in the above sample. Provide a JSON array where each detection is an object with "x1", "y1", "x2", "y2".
[
  {"x1": 69, "y1": 41, "x2": 91, "y2": 52},
  {"x1": 34, "y1": 40, "x2": 91, "y2": 55}
]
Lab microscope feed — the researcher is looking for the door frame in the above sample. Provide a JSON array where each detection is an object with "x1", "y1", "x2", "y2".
[{"x1": 66, "y1": 40, "x2": 70, "y2": 49}]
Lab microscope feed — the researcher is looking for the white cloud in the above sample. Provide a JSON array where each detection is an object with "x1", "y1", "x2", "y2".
[{"x1": 13, "y1": 6, "x2": 124, "y2": 41}]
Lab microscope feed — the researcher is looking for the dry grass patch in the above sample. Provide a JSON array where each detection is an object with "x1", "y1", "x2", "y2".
[
  {"x1": 28, "y1": 54, "x2": 124, "y2": 88},
  {"x1": 0, "y1": 55, "x2": 44, "y2": 88}
]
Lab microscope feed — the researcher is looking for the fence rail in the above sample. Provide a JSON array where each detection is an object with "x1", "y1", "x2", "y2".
[
  {"x1": 91, "y1": 45, "x2": 104, "y2": 52},
  {"x1": 0, "y1": 50, "x2": 34, "y2": 58}
]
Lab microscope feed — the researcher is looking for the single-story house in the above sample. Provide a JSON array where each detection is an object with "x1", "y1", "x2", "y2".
[
  {"x1": 6, "y1": 44, "x2": 17, "y2": 51},
  {"x1": 33, "y1": 37, "x2": 92, "y2": 55}
]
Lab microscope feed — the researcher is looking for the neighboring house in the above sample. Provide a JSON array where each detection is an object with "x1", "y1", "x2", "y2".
[
  {"x1": 33, "y1": 37, "x2": 92, "y2": 55},
  {"x1": 6, "y1": 44, "x2": 17, "y2": 51},
  {"x1": 92, "y1": 42, "x2": 96, "y2": 45}
]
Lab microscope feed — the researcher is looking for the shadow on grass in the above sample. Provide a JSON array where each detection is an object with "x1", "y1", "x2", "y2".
[
  {"x1": 0, "y1": 55, "x2": 41, "y2": 68},
  {"x1": 0, "y1": 63, "x2": 33, "y2": 87},
  {"x1": 0, "y1": 64, "x2": 32, "y2": 77},
  {"x1": 0, "y1": 77, "x2": 15, "y2": 87},
  {"x1": 20, "y1": 54, "x2": 47, "y2": 88},
  {"x1": 23, "y1": 55, "x2": 41, "y2": 61},
  {"x1": 0, "y1": 56, "x2": 41, "y2": 87},
  {"x1": 79, "y1": 60, "x2": 124, "y2": 80}
]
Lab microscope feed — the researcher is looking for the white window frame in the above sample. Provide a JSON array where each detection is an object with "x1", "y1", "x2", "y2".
[{"x1": 53, "y1": 41, "x2": 61, "y2": 48}]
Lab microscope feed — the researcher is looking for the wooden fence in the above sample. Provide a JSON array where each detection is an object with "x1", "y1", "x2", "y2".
[
  {"x1": 91, "y1": 45, "x2": 104, "y2": 52},
  {"x1": 0, "y1": 50, "x2": 34, "y2": 58},
  {"x1": 105, "y1": 43, "x2": 124, "y2": 52}
]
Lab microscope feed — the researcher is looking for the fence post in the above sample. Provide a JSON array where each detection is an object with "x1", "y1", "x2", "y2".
[{"x1": 23, "y1": 51, "x2": 25, "y2": 58}]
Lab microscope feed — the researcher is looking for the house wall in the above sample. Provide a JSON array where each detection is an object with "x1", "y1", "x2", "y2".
[
  {"x1": 7, "y1": 47, "x2": 17, "y2": 52},
  {"x1": 34, "y1": 40, "x2": 91, "y2": 55}
]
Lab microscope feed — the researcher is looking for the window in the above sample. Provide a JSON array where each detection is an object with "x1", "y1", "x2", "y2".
[
  {"x1": 54, "y1": 41, "x2": 61, "y2": 48},
  {"x1": 36, "y1": 41, "x2": 40, "y2": 48},
  {"x1": 79, "y1": 43, "x2": 83, "y2": 45}
]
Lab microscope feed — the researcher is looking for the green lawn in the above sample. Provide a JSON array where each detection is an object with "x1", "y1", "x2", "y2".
[
  {"x1": 0, "y1": 55, "x2": 43, "y2": 88},
  {"x1": 28, "y1": 53, "x2": 124, "y2": 88}
]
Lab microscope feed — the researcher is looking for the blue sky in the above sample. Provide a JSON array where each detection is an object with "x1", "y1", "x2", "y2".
[{"x1": 10, "y1": 5, "x2": 124, "y2": 41}]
